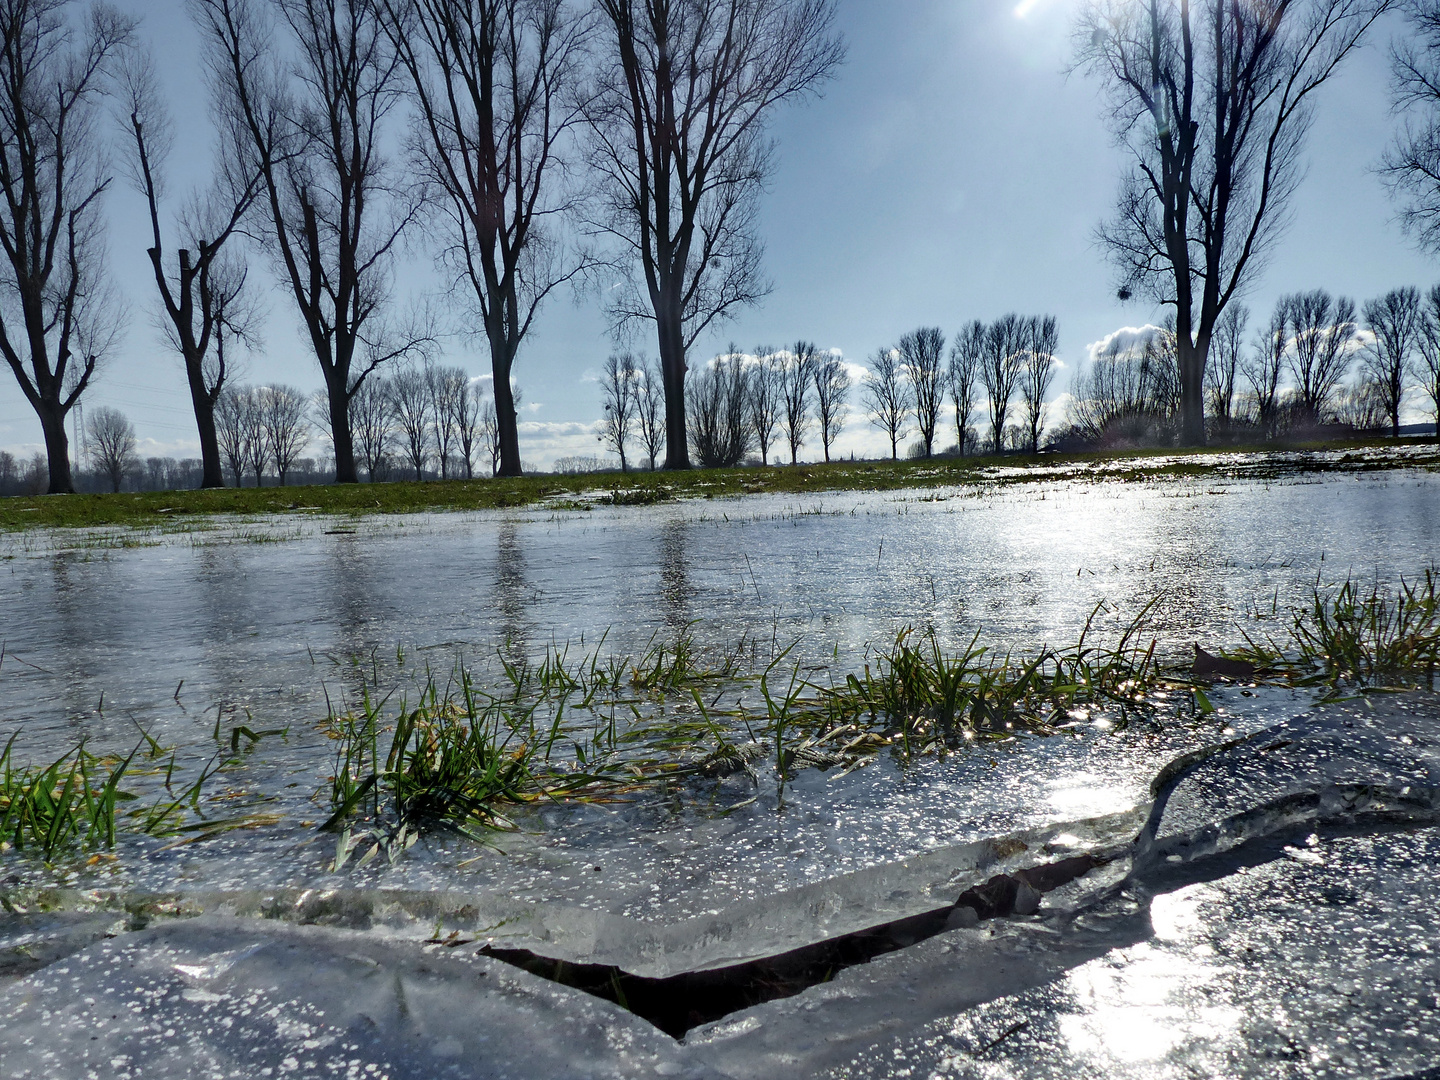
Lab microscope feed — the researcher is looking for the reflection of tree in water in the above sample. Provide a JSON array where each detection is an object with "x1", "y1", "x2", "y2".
[
  {"x1": 495, "y1": 523, "x2": 532, "y2": 650},
  {"x1": 45, "y1": 552, "x2": 99, "y2": 724},
  {"x1": 658, "y1": 520, "x2": 694, "y2": 631}
]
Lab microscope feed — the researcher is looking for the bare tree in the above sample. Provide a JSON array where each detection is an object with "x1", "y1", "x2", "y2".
[
  {"x1": 479, "y1": 398, "x2": 501, "y2": 474},
  {"x1": 812, "y1": 350, "x2": 850, "y2": 462},
  {"x1": 686, "y1": 350, "x2": 751, "y2": 467},
  {"x1": 120, "y1": 50, "x2": 262, "y2": 490},
  {"x1": 1418, "y1": 283, "x2": 1440, "y2": 437},
  {"x1": 428, "y1": 363, "x2": 470, "y2": 479},
  {"x1": 196, "y1": 0, "x2": 427, "y2": 485},
  {"x1": 453, "y1": 378, "x2": 485, "y2": 480},
  {"x1": 258, "y1": 384, "x2": 310, "y2": 484},
  {"x1": 635, "y1": 354, "x2": 665, "y2": 469},
  {"x1": 746, "y1": 347, "x2": 783, "y2": 465},
  {"x1": 1285, "y1": 290, "x2": 1356, "y2": 422},
  {"x1": 1206, "y1": 303, "x2": 1247, "y2": 430},
  {"x1": 350, "y1": 374, "x2": 395, "y2": 480},
  {"x1": 1384, "y1": 1, "x2": 1440, "y2": 253},
  {"x1": 587, "y1": 0, "x2": 844, "y2": 468},
  {"x1": 980, "y1": 314, "x2": 1025, "y2": 453},
  {"x1": 1361, "y1": 286, "x2": 1421, "y2": 437},
  {"x1": 780, "y1": 342, "x2": 818, "y2": 464},
  {"x1": 239, "y1": 386, "x2": 269, "y2": 485},
  {"x1": 1018, "y1": 315, "x2": 1058, "y2": 453},
  {"x1": 598, "y1": 352, "x2": 639, "y2": 471},
  {"x1": 215, "y1": 384, "x2": 252, "y2": 486},
  {"x1": 86, "y1": 406, "x2": 137, "y2": 492},
  {"x1": 1241, "y1": 303, "x2": 1288, "y2": 437},
  {"x1": 948, "y1": 321, "x2": 983, "y2": 455},
  {"x1": 384, "y1": 0, "x2": 590, "y2": 478},
  {"x1": 864, "y1": 346, "x2": 909, "y2": 460},
  {"x1": 1067, "y1": 327, "x2": 1181, "y2": 444},
  {"x1": 1076, "y1": 0, "x2": 1391, "y2": 446},
  {"x1": 897, "y1": 327, "x2": 944, "y2": 457},
  {"x1": 389, "y1": 366, "x2": 433, "y2": 479},
  {"x1": 0, "y1": 0, "x2": 133, "y2": 493}
]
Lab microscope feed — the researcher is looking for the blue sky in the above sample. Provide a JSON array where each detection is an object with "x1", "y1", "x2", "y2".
[{"x1": 0, "y1": 0, "x2": 1433, "y2": 467}]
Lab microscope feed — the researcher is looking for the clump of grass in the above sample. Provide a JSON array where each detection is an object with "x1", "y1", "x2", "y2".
[
  {"x1": 0, "y1": 733, "x2": 249, "y2": 862},
  {"x1": 0, "y1": 737, "x2": 135, "y2": 859},
  {"x1": 320, "y1": 668, "x2": 706, "y2": 868},
  {"x1": 1234, "y1": 571, "x2": 1440, "y2": 687},
  {"x1": 774, "y1": 600, "x2": 1169, "y2": 761},
  {"x1": 318, "y1": 609, "x2": 1189, "y2": 855}
]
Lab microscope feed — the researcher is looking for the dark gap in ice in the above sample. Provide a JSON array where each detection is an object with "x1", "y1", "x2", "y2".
[{"x1": 478, "y1": 854, "x2": 1103, "y2": 1037}]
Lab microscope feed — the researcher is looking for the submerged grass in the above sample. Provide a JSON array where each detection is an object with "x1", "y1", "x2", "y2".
[
  {"x1": 2, "y1": 436, "x2": 1436, "y2": 532},
  {"x1": 0, "y1": 733, "x2": 249, "y2": 863},
  {"x1": 1230, "y1": 571, "x2": 1440, "y2": 688},
  {"x1": 319, "y1": 570, "x2": 1440, "y2": 858},
  {"x1": 319, "y1": 608, "x2": 1195, "y2": 854}
]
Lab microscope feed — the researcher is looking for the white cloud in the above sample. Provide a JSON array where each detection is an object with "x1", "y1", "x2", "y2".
[{"x1": 1085, "y1": 324, "x2": 1166, "y2": 363}]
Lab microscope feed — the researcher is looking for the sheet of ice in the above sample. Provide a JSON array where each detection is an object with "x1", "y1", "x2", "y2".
[{"x1": 5, "y1": 695, "x2": 1440, "y2": 1079}]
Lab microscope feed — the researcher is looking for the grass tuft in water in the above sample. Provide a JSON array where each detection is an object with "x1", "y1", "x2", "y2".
[
  {"x1": 1231, "y1": 571, "x2": 1440, "y2": 688},
  {"x1": 0, "y1": 737, "x2": 136, "y2": 860}
]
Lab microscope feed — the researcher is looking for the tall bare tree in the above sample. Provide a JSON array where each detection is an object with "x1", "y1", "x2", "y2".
[
  {"x1": 1241, "y1": 302, "x2": 1287, "y2": 436},
  {"x1": 1018, "y1": 315, "x2": 1058, "y2": 453},
  {"x1": 349, "y1": 373, "x2": 394, "y2": 480},
  {"x1": 780, "y1": 341, "x2": 817, "y2": 464},
  {"x1": 598, "y1": 351, "x2": 639, "y2": 471},
  {"x1": 121, "y1": 51, "x2": 262, "y2": 489},
  {"x1": 948, "y1": 321, "x2": 983, "y2": 455},
  {"x1": 1285, "y1": 289, "x2": 1356, "y2": 422},
  {"x1": 86, "y1": 405, "x2": 136, "y2": 492},
  {"x1": 1076, "y1": 0, "x2": 1390, "y2": 446},
  {"x1": 389, "y1": 365, "x2": 433, "y2": 479},
  {"x1": 1384, "y1": 1, "x2": 1440, "y2": 252},
  {"x1": 1205, "y1": 302, "x2": 1247, "y2": 429},
  {"x1": 215, "y1": 383, "x2": 251, "y2": 485},
  {"x1": 587, "y1": 0, "x2": 843, "y2": 468},
  {"x1": 479, "y1": 397, "x2": 501, "y2": 473},
  {"x1": 686, "y1": 350, "x2": 750, "y2": 467},
  {"x1": 258, "y1": 383, "x2": 310, "y2": 484},
  {"x1": 1418, "y1": 283, "x2": 1440, "y2": 437},
  {"x1": 746, "y1": 346, "x2": 783, "y2": 465},
  {"x1": 383, "y1": 0, "x2": 590, "y2": 478},
  {"x1": 427, "y1": 363, "x2": 469, "y2": 478},
  {"x1": 0, "y1": 0, "x2": 132, "y2": 493},
  {"x1": 453, "y1": 377, "x2": 485, "y2": 479},
  {"x1": 811, "y1": 350, "x2": 850, "y2": 461},
  {"x1": 1362, "y1": 286, "x2": 1421, "y2": 437},
  {"x1": 864, "y1": 346, "x2": 909, "y2": 460},
  {"x1": 196, "y1": 0, "x2": 426, "y2": 485},
  {"x1": 634, "y1": 354, "x2": 665, "y2": 468},
  {"x1": 898, "y1": 327, "x2": 944, "y2": 458},
  {"x1": 980, "y1": 314, "x2": 1024, "y2": 453}
]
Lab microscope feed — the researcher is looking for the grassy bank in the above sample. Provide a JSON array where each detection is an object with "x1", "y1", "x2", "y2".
[{"x1": 1, "y1": 436, "x2": 1436, "y2": 532}]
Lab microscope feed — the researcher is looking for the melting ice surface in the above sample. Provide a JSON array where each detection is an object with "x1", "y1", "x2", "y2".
[{"x1": 0, "y1": 462, "x2": 1436, "y2": 913}]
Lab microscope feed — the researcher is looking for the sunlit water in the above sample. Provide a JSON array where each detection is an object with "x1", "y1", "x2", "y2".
[{"x1": 0, "y1": 459, "x2": 1436, "y2": 922}]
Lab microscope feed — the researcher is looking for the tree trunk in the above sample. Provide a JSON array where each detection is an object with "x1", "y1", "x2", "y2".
[
  {"x1": 656, "y1": 296, "x2": 690, "y2": 470},
  {"x1": 1177, "y1": 335, "x2": 1207, "y2": 447},
  {"x1": 493, "y1": 360, "x2": 522, "y2": 478},
  {"x1": 185, "y1": 359, "x2": 225, "y2": 489},
  {"x1": 326, "y1": 371, "x2": 359, "y2": 483},
  {"x1": 39, "y1": 403, "x2": 73, "y2": 494}
]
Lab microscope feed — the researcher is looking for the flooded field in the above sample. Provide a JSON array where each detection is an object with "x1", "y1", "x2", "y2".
[{"x1": 2, "y1": 453, "x2": 1439, "y2": 1078}]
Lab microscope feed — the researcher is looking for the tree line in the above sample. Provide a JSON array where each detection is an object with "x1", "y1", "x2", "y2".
[
  {"x1": 1063, "y1": 284, "x2": 1440, "y2": 446},
  {"x1": 596, "y1": 316, "x2": 1061, "y2": 470},
  {"x1": 0, "y1": 0, "x2": 843, "y2": 494}
]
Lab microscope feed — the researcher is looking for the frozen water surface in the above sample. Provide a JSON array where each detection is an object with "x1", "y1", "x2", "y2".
[{"x1": 2, "y1": 456, "x2": 1440, "y2": 1075}]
